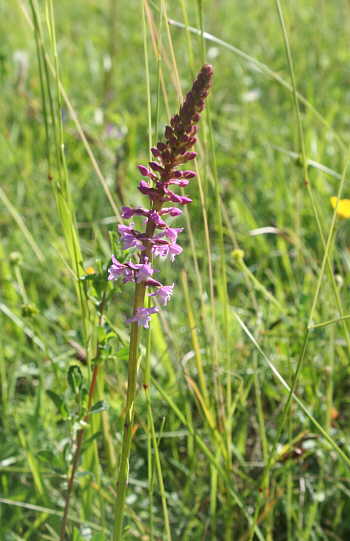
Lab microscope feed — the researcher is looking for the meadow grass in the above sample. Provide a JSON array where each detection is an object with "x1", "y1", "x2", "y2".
[{"x1": 1, "y1": 0, "x2": 350, "y2": 539}]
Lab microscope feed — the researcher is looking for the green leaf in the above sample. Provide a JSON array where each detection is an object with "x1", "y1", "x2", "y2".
[
  {"x1": 36, "y1": 450, "x2": 62, "y2": 468},
  {"x1": 116, "y1": 345, "x2": 130, "y2": 360},
  {"x1": 105, "y1": 330, "x2": 117, "y2": 341},
  {"x1": 89, "y1": 400, "x2": 109, "y2": 415},
  {"x1": 90, "y1": 534, "x2": 108, "y2": 541},
  {"x1": 46, "y1": 390, "x2": 69, "y2": 419},
  {"x1": 97, "y1": 325, "x2": 106, "y2": 344},
  {"x1": 67, "y1": 364, "x2": 83, "y2": 394},
  {"x1": 72, "y1": 527, "x2": 84, "y2": 541}
]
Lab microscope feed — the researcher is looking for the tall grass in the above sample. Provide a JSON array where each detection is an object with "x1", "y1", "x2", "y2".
[{"x1": 1, "y1": 0, "x2": 350, "y2": 540}]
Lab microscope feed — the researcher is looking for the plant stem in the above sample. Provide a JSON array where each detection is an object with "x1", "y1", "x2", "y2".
[
  {"x1": 113, "y1": 213, "x2": 159, "y2": 541},
  {"x1": 59, "y1": 293, "x2": 106, "y2": 540}
]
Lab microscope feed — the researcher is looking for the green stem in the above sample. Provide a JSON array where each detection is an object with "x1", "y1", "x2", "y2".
[
  {"x1": 113, "y1": 213, "x2": 159, "y2": 540},
  {"x1": 113, "y1": 312, "x2": 142, "y2": 540}
]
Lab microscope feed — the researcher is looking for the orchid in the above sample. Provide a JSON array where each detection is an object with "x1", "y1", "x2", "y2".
[
  {"x1": 126, "y1": 306, "x2": 159, "y2": 329},
  {"x1": 111, "y1": 64, "x2": 214, "y2": 541},
  {"x1": 109, "y1": 62, "x2": 214, "y2": 329}
]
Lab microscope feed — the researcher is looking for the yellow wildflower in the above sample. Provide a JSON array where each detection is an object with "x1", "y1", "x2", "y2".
[
  {"x1": 330, "y1": 196, "x2": 350, "y2": 220},
  {"x1": 85, "y1": 266, "x2": 95, "y2": 275}
]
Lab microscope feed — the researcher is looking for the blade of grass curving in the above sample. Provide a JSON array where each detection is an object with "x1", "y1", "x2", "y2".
[
  {"x1": 233, "y1": 312, "x2": 350, "y2": 463},
  {"x1": 307, "y1": 144, "x2": 350, "y2": 328},
  {"x1": 309, "y1": 315, "x2": 350, "y2": 330},
  {"x1": 273, "y1": 0, "x2": 350, "y2": 334},
  {"x1": 0, "y1": 303, "x2": 47, "y2": 354},
  {"x1": 234, "y1": 253, "x2": 286, "y2": 314},
  {"x1": 0, "y1": 499, "x2": 105, "y2": 532},
  {"x1": 274, "y1": 0, "x2": 350, "y2": 354},
  {"x1": 232, "y1": 311, "x2": 350, "y2": 540},
  {"x1": 168, "y1": 19, "x2": 346, "y2": 153},
  {"x1": 0, "y1": 188, "x2": 45, "y2": 265},
  {"x1": 268, "y1": 142, "x2": 350, "y2": 184}
]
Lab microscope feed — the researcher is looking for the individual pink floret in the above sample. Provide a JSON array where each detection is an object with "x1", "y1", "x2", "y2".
[
  {"x1": 126, "y1": 306, "x2": 159, "y2": 329},
  {"x1": 147, "y1": 284, "x2": 174, "y2": 306},
  {"x1": 129, "y1": 261, "x2": 159, "y2": 283},
  {"x1": 168, "y1": 243, "x2": 183, "y2": 261},
  {"x1": 122, "y1": 234, "x2": 146, "y2": 252},
  {"x1": 164, "y1": 227, "x2": 183, "y2": 243},
  {"x1": 108, "y1": 255, "x2": 124, "y2": 281}
]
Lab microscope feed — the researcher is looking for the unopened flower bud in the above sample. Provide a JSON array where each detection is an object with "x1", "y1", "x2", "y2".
[
  {"x1": 9, "y1": 251, "x2": 22, "y2": 266},
  {"x1": 151, "y1": 147, "x2": 161, "y2": 158},
  {"x1": 161, "y1": 151, "x2": 171, "y2": 163},
  {"x1": 157, "y1": 142, "x2": 167, "y2": 151},
  {"x1": 169, "y1": 207, "x2": 182, "y2": 216},
  {"x1": 186, "y1": 125, "x2": 199, "y2": 135},
  {"x1": 183, "y1": 170, "x2": 196, "y2": 179},
  {"x1": 183, "y1": 151, "x2": 197, "y2": 161},
  {"x1": 232, "y1": 249, "x2": 245, "y2": 262},
  {"x1": 149, "y1": 161, "x2": 164, "y2": 173},
  {"x1": 138, "y1": 165, "x2": 149, "y2": 177},
  {"x1": 165, "y1": 126, "x2": 173, "y2": 139},
  {"x1": 179, "y1": 196, "x2": 192, "y2": 204}
]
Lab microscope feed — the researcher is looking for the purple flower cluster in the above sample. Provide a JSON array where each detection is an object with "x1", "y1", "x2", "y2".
[{"x1": 108, "y1": 64, "x2": 214, "y2": 328}]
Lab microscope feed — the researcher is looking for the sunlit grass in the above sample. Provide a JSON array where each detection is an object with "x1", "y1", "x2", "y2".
[{"x1": 1, "y1": 0, "x2": 350, "y2": 539}]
